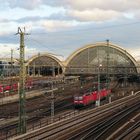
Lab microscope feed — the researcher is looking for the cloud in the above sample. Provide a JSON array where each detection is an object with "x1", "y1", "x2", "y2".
[
  {"x1": 25, "y1": 46, "x2": 38, "y2": 58},
  {"x1": 0, "y1": 20, "x2": 34, "y2": 37},
  {"x1": 7, "y1": 0, "x2": 42, "y2": 10},
  {"x1": 44, "y1": 0, "x2": 140, "y2": 12},
  {"x1": 0, "y1": 18, "x2": 11, "y2": 23},
  {"x1": 3, "y1": 0, "x2": 140, "y2": 23},
  {"x1": 41, "y1": 20, "x2": 79, "y2": 31},
  {"x1": 0, "y1": 43, "x2": 18, "y2": 58},
  {"x1": 0, "y1": 21, "x2": 18, "y2": 36},
  {"x1": 0, "y1": 43, "x2": 38, "y2": 59},
  {"x1": 128, "y1": 48, "x2": 140, "y2": 61},
  {"x1": 16, "y1": 16, "x2": 44, "y2": 23},
  {"x1": 0, "y1": 0, "x2": 140, "y2": 61},
  {"x1": 16, "y1": 12, "x2": 72, "y2": 23},
  {"x1": 43, "y1": 0, "x2": 140, "y2": 22},
  {"x1": 68, "y1": 9, "x2": 121, "y2": 22},
  {"x1": 69, "y1": 0, "x2": 140, "y2": 12},
  {"x1": 133, "y1": 9, "x2": 140, "y2": 19},
  {"x1": 42, "y1": 0, "x2": 67, "y2": 7}
]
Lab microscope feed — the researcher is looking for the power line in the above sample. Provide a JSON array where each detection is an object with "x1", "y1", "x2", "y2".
[{"x1": 26, "y1": 38, "x2": 64, "y2": 57}]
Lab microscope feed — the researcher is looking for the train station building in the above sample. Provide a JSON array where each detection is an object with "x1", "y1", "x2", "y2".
[
  {"x1": 64, "y1": 42, "x2": 138, "y2": 76},
  {"x1": 26, "y1": 53, "x2": 64, "y2": 77},
  {"x1": 25, "y1": 42, "x2": 139, "y2": 77},
  {"x1": 0, "y1": 42, "x2": 138, "y2": 77}
]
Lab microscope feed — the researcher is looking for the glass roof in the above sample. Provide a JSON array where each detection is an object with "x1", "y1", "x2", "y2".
[
  {"x1": 29, "y1": 56, "x2": 61, "y2": 67},
  {"x1": 65, "y1": 46, "x2": 137, "y2": 75}
]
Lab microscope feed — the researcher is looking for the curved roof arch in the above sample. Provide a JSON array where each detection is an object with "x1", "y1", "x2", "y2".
[
  {"x1": 65, "y1": 42, "x2": 138, "y2": 74},
  {"x1": 26, "y1": 53, "x2": 64, "y2": 68},
  {"x1": 66, "y1": 42, "x2": 137, "y2": 66}
]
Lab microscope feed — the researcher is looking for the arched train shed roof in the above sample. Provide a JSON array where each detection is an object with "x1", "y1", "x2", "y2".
[
  {"x1": 26, "y1": 53, "x2": 64, "y2": 68},
  {"x1": 65, "y1": 42, "x2": 139, "y2": 74}
]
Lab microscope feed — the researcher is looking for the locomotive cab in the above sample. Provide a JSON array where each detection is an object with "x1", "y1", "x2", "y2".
[{"x1": 74, "y1": 96, "x2": 84, "y2": 107}]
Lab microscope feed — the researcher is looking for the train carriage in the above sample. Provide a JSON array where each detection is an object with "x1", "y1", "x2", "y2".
[{"x1": 0, "y1": 60, "x2": 20, "y2": 77}]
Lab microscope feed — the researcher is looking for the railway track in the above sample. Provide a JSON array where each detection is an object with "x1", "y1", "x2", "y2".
[
  {"x1": 117, "y1": 121, "x2": 140, "y2": 140},
  {"x1": 70, "y1": 101, "x2": 140, "y2": 140},
  {"x1": 0, "y1": 79, "x2": 97, "y2": 121},
  {"x1": 0, "y1": 80, "x2": 136, "y2": 118},
  {"x1": 1, "y1": 81, "x2": 139, "y2": 139},
  {"x1": 0, "y1": 79, "x2": 82, "y2": 118},
  {"x1": 108, "y1": 113, "x2": 140, "y2": 140},
  {"x1": 0, "y1": 80, "x2": 95, "y2": 139},
  {"x1": 12, "y1": 93, "x2": 140, "y2": 140},
  {"x1": 0, "y1": 97, "x2": 74, "y2": 140}
]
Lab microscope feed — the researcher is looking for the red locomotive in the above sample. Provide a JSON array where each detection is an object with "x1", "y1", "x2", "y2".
[{"x1": 74, "y1": 88, "x2": 111, "y2": 107}]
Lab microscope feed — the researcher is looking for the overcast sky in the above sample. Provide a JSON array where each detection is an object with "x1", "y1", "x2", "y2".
[{"x1": 1, "y1": 0, "x2": 140, "y2": 60}]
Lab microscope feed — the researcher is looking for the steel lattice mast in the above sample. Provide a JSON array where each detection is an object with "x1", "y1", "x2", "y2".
[{"x1": 16, "y1": 27, "x2": 29, "y2": 134}]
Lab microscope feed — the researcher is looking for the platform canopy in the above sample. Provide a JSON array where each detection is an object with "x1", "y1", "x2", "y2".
[{"x1": 65, "y1": 42, "x2": 138, "y2": 76}]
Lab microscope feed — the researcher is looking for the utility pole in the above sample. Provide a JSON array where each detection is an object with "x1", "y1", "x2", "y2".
[
  {"x1": 52, "y1": 62, "x2": 55, "y2": 77},
  {"x1": 10, "y1": 49, "x2": 13, "y2": 89},
  {"x1": 11, "y1": 49, "x2": 13, "y2": 75},
  {"x1": 96, "y1": 47, "x2": 100, "y2": 107},
  {"x1": 124, "y1": 50, "x2": 127, "y2": 88},
  {"x1": 16, "y1": 27, "x2": 29, "y2": 134},
  {"x1": 106, "y1": 39, "x2": 111, "y2": 103},
  {"x1": 33, "y1": 62, "x2": 35, "y2": 76},
  {"x1": 51, "y1": 82, "x2": 55, "y2": 123}
]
